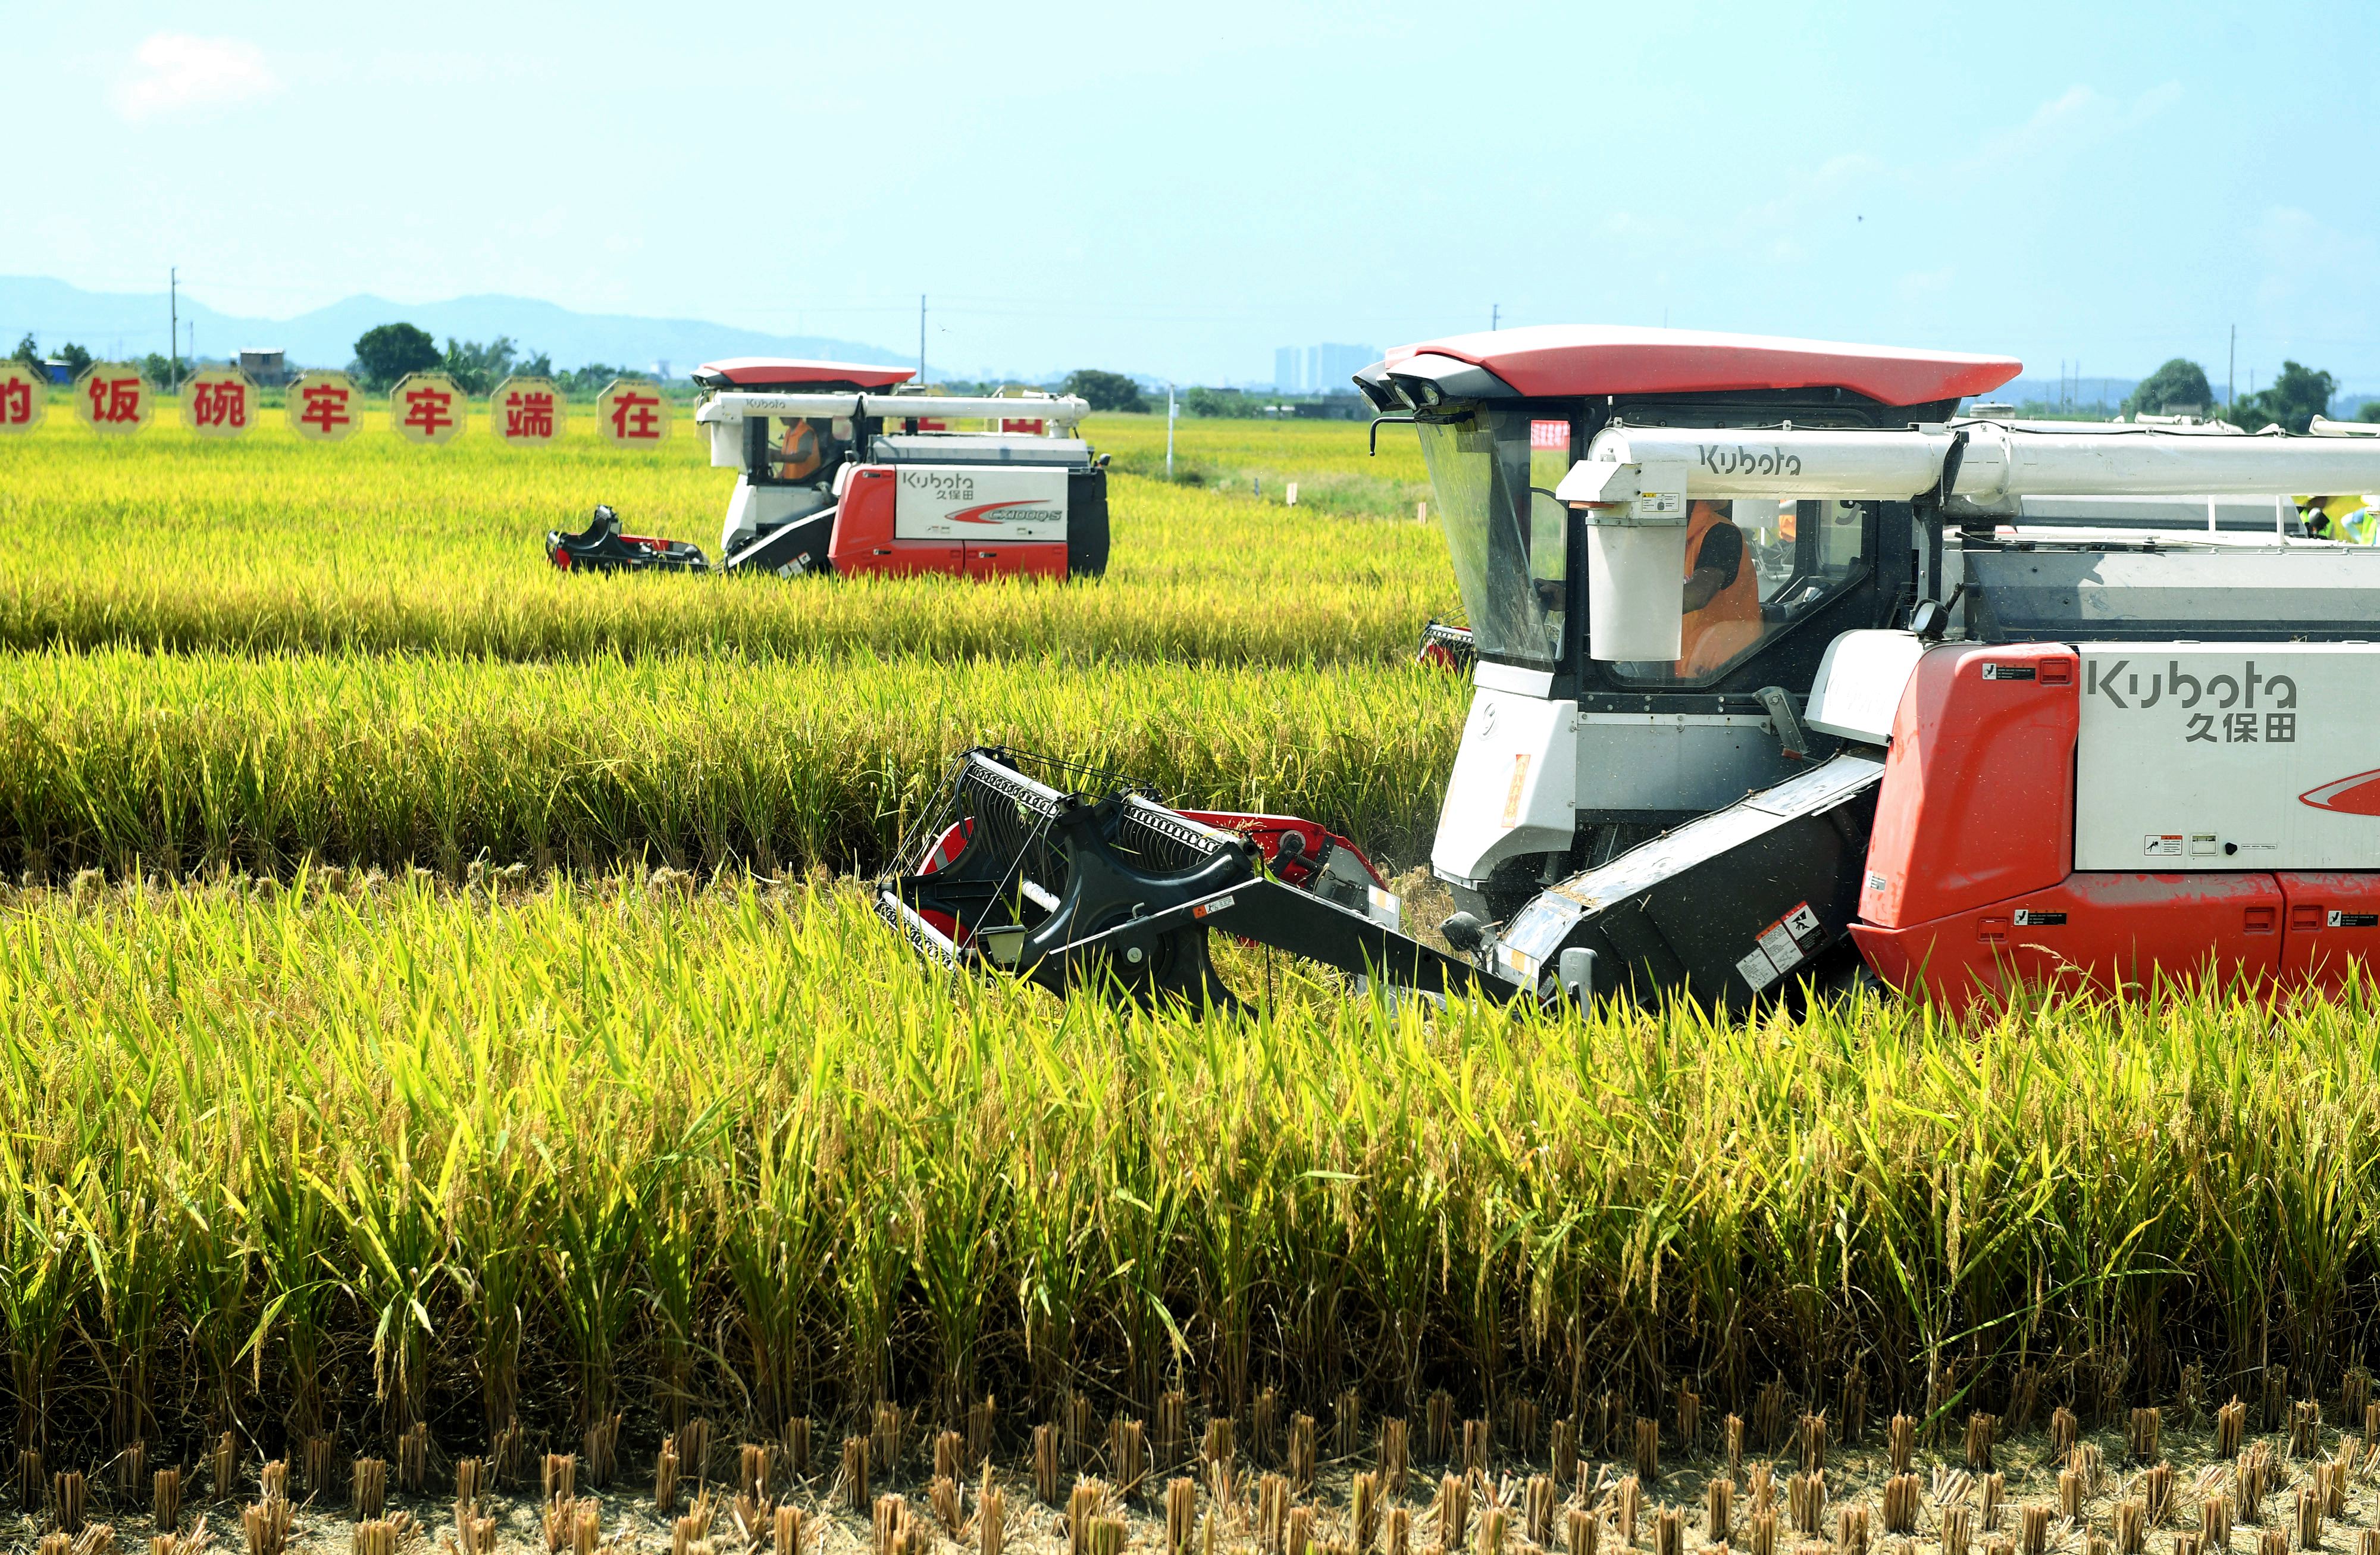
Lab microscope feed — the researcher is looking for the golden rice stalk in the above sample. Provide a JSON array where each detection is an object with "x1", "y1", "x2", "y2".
[
  {"x1": 1966, "y1": 1415, "x2": 1996, "y2": 1473},
  {"x1": 55, "y1": 1470, "x2": 89, "y2": 1534},
  {"x1": 1437, "y1": 1474, "x2": 1470, "y2": 1553},
  {"x1": 1034, "y1": 1426, "x2": 1062, "y2": 1507},
  {"x1": 1336, "y1": 1392, "x2": 1364, "y2": 1465},
  {"x1": 656, "y1": 1438, "x2": 681, "y2": 1515},
  {"x1": 1382, "y1": 1420, "x2": 1409, "y2": 1498},
  {"x1": 2114, "y1": 1498, "x2": 2145, "y2": 1555},
  {"x1": 584, "y1": 1415, "x2": 621, "y2": 1490},
  {"x1": 2219, "y1": 1401, "x2": 2247, "y2": 1462},
  {"x1": 1113, "y1": 1419, "x2": 1146, "y2": 1500},
  {"x1": 2131, "y1": 1409, "x2": 2163, "y2": 1465},
  {"x1": 1881, "y1": 1475, "x2": 1919, "y2": 1535},
  {"x1": 1166, "y1": 1479, "x2": 1198, "y2": 1555},
  {"x1": 396, "y1": 1425, "x2": 427, "y2": 1496},
  {"x1": 154, "y1": 1468, "x2": 183, "y2": 1534},
  {"x1": 352, "y1": 1460, "x2": 386, "y2": 1522},
  {"x1": 981, "y1": 1488, "x2": 1006, "y2": 1555},
  {"x1": 1527, "y1": 1476, "x2": 1555, "y2": 1548},
  {"x1": 240, "y1": 1500, "x2": 290, "y2": 1555}
]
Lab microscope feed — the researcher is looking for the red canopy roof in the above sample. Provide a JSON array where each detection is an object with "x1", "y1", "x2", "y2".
[
  {"x1": 1384, "y1": 326, "x2": 2020, "y2": 406},
  {"x1": 695, "y1": 358, "x2": 917, "y2": 389}
]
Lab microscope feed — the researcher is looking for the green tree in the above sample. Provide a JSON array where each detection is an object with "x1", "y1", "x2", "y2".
[
  {"x1": 1060, "y1": 369, "x2": 1150, "y2": 413},
  {"x1": 56, "y1": 342, "x2": 93, "y2": 380},
  {"x1": 2358, "y1": 401, "x2": 2380, "y2": 424},
  {"x1": 440, "y1": 336, "x2": 518, "y2": 396},
  {"x1": 2120, "y1": 358, "x2": 2212, "y2": 418},
  {"x1": 1184, "y1": 384, "x2": 1252, "y2": 418},
  {"x1": 352, "y1": 323, "x2": 442, "y2": 392},
  {"x1": 513, "y1": 350, "x2": 555, "y2": 379},
  {"x1": 2229, "y1": 360, "x2": 2337, "y2": 435},
  {"x1": 11, "y1": 333, "x2": 39, "y2": 371}
]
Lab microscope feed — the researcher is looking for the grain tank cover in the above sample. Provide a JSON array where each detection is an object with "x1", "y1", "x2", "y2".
[{"x1": 1371, "y1": 325, "x2": 2021, "y2": 407}]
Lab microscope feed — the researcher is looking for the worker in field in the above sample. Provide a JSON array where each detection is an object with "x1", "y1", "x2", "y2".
[
  {"x1": 778, "y1": 417, "x2": 833, "y2": 481},
  {"x1": 2302, "y1": 494, "x2": 2380, "y2": 545},
  {"x1": 1677, "y1": 499, "x2": 1762, "y2": 676}
]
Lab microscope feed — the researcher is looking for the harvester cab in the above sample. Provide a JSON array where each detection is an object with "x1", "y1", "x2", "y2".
[
  {"x1": 886, "y1": 324, "x2": 2380, "y2": 1014},
  {"x1": 688, "y1": 359, "x2": 1109, "y2": 580}
]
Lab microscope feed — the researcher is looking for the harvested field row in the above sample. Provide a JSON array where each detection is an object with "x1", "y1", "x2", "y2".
[
  {"x1": 10, "y1": 1392, "x2": 2377, "y2": 1555},
  {"x1": 5, "y1": 878, "x2": 2379, "y2": 1483},
  {"x1": 0, "y1": 646, "x2": 1464, "y2": 880},
  {"x1": 0, "y1": 416, "x2": 1452, "y2": 665}
]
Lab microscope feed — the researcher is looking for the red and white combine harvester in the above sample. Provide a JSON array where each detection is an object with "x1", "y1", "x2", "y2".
[
  {"x1": 546, "y1": 358, "x2": 1109, "y2": 579},
  {"x1": 882, "y1": 325, "x2": 2380, "y2": 1015}
]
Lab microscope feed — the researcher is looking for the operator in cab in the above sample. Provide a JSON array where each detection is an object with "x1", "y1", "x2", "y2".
[
  {"x1": 1678, "y1": 499, "x2": 1762, "y2": 676},
  {"x1": 777, "y1": 417, "x2": 834, "y2": 483}
]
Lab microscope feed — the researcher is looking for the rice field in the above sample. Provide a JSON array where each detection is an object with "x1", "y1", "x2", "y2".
[
  {"x1": 0, "y1": 409, "x2": 1450, "y2": 664},
  {"x1": 4, "y1": 398, "x2": 2378, "y2": 1555}
]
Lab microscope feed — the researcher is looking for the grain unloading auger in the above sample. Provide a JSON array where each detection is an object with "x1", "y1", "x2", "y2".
[{"x1": 890, "y1": 325, "x2": 2380, "y2": 1015}]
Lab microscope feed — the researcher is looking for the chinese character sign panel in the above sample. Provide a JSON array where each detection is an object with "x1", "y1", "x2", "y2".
[
  {"x1": 184, "y1": 368, "x2": 255, "y2": 440},
  {"x1": 288, "y1": 372, "x2": 362, "y2": 442},
  {"x1": 74, "y1": 364, "x2": 154, "y2": 435},
  {"x1": 597, "y1": 378, "x2": 671, "y2": 447},
  {"x1": 393, "y1": 372, "x2": 465, "y2": 446},
  {"x1": 491, "y1": 376, "x2": 564, "y2": 446},
  {"x1": 0, "y1": 363, "x2": 45, "y2": 434}
]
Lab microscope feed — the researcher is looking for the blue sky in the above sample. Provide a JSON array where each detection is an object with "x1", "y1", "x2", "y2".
[{"x1": 6, "y1": 1, "x2": 2375, "y2": 389}]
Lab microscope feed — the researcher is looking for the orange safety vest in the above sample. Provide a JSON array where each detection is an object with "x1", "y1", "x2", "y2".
[
  {"x1": 1677, "y1": 501, "x2": 1762, "y2": 677},
  {"x1": 779, "y1": 418, "x2": 825, "y2": 480}
]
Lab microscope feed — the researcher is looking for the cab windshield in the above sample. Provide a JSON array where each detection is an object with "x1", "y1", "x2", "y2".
[
  {"x1": 1417, "y1": 408, "x2": 1873, "y2": 682},
  {"x1": 1416, "y1": 408, "x2": 1571, "y2": 667}
]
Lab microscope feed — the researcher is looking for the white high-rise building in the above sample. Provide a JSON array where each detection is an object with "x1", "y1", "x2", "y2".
[{"x1": 1274, "y1": 346, "x2": 1303, "y2": 393}]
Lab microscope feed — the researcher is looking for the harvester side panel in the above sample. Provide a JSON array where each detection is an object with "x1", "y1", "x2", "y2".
[
  {"x1": 1856, "y1": 642, "x2": 2077, "y2": 929},
  {"x1": 1852, "y1": 640, "x2": 2380, "y2": 1012}
]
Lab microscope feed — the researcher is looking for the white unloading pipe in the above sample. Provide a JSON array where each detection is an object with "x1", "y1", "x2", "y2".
[
  {"x1": 695, "y1": 392, "x2": 1092, "y2": 427},
  {"x1": 1584, "y1": 423, "x2": 2380, "y2": 505}
]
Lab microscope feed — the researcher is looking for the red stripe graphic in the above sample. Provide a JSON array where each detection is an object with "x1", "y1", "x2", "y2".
[
  {"x1": 2301, "y1": 769, "x2": 2380, "y2": 816},
  {"x1": 944, "y1": 499, "x2": 1057, "y2": 525}
]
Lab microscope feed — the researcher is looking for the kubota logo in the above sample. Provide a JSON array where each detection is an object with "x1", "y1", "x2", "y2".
[{"x1": 2085, "y1": 658, "x2": 2298, "y2": 711}]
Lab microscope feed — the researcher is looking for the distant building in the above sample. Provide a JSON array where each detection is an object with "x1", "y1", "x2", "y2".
[
  {"x1": 238, "y1": 348, "x2": 288, "y2": 387},
  {"x1": 1274, "y1": 343, "x2": 1376, "y2": 395},
  {"x1": 1274, "y1": 346, "x2": 1302, "y2": 393},
  {"x1": 1316, "y1": 343, "x2": 1374, "y2": 392}
]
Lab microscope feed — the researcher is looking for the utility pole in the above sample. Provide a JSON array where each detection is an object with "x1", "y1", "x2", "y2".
[
  {"x1": 917, "y1": 294, "x2": 926, "y2": 387},
  {"x1": 1165, "y1": 384, "x2": 1176, "y2": 480},
  {"x1": 169, "y1": 267, "x2": 178, "y2": 392},
  {"x1": 1491, "y1": 304, "x2": 1500, "y2": 331},
  {"x1": 2227, "y1": 324, "x2": 2236, "y2": 414}
]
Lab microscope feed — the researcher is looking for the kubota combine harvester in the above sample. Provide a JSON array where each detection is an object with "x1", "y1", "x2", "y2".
[
  {"x1": 881, "y1": 325, "x2": 2380, "y2": 1016},
  {"x1": 547, "y1": 358, "x2": 1110, "y2": 578}
]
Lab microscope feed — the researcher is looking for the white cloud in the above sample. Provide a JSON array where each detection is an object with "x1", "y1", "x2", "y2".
[{"x1": 112, "y1": 33, "x2": 278, "y2": 123}]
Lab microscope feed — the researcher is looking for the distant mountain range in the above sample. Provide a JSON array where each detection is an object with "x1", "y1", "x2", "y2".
[{"x1": 0, "y1": 276, "x2": 912, "y2": 378}]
